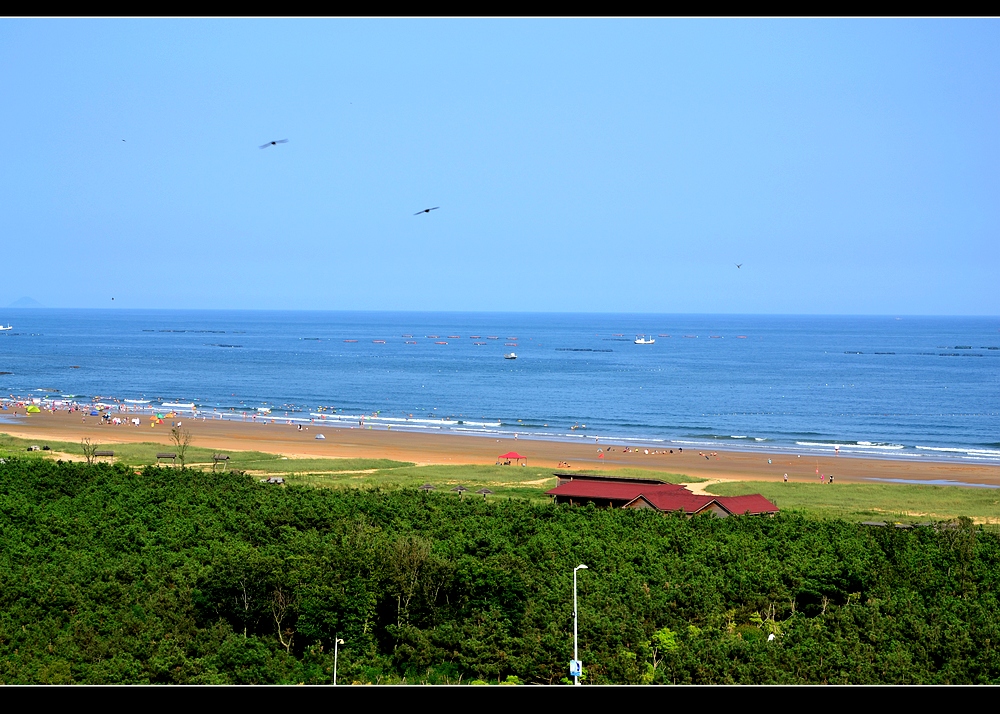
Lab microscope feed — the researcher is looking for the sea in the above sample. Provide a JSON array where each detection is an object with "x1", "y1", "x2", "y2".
[{"x1": 1, "y1": 310, "x2": 998, "y2": 464}]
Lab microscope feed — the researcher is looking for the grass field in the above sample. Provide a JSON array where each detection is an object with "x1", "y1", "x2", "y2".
[
  {"x1": 0, "y1": 432, "x2": 692, "y2": 502},
  {"x1": 6, "y1": 431, "x2": 998, "y2": 521},
  {"x1": 708, "y1": 480, "x2": 1000, "y2": 525}
]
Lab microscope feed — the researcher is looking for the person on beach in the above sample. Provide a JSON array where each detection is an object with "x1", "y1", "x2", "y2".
[{"x1": 784, "y1": 473, "x2": 788, "y2": 482}]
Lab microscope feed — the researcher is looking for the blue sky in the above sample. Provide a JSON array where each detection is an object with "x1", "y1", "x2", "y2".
[{"x1": 1, "y1": 19, "x2": 997, "y2": 313}]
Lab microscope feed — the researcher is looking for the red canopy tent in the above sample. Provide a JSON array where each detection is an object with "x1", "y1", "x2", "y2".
[{"x1": 497, "y1": 451, "x2": 527, "y2": 466}]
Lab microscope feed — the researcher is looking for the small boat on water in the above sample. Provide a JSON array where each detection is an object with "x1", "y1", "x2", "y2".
[
  {"x1": 372, "y1": 340, "x2": 386, "y2": 344},
  {"x1": 405, "y1": 340, "x2": 417, "y2": 344},
  {"x1": 0, "y1": 325, "x2": 12, "y2": 331},
  {"x1": 634, "y1": 335, "x2": 656, "y2": 344},
  {"x1": 435, "y1": 341, "x2": 448, "y2": 345},
  {"x1": 343, "y1": 339, "x2": 358, "y2": 343},
  {"x1": 447, "y1": 335, "x2": 461, "y2": 339},
  {"x1": 487, "y1": 336, "x2": 499, "y2": 340},
  {"x1": 505, "y1": 342, "x2": 518, "y2": 346},
  {"x1": 504, "y1": 353, "x2": 517, "y2": 359}
]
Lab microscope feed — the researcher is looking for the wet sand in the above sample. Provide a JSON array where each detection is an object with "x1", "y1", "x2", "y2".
[{"x1": 4, "y1": 410, "x2": 1000, "y2": 487}]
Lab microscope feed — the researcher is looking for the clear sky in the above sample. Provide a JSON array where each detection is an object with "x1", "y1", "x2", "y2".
[{"x1": 1, "y1": 19, "x2": 997, "y2": 314}]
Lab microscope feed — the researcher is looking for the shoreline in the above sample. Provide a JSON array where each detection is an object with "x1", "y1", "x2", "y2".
[{"x1": 4, "y1": 409, "x2": 1000, "y2": 488}]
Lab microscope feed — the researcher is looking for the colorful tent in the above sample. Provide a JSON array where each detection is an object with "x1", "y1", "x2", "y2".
[
  {"x1": 497, "y1": 451, "x2": 527, "y2": 466},
  {"x1": 25, "y1": 405, "x2": 41, "y2": 413}
]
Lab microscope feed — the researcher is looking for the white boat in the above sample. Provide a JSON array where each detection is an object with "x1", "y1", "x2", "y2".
[
  {"x1": 0, "y1": 325, "x2": 12, "y2": 331},
  {"x1": 504, "y1": 352, "x2": 517, "y2": 360},
  {"x1": 634, "y1": 335, "x2": 656, "y2": 344}
]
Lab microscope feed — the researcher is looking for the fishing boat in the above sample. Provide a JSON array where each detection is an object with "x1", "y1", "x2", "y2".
[
  {"x1": 504, "y1": 353, "x2": 517, "y2": 360},
  {"x1": 0, "y1": 325, "x2": 12, "y2": 331},
  {"x1": 634, "y1": 335, "x2": 656, "y2": 344}
]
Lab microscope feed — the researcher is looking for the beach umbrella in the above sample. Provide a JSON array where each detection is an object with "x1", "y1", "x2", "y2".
[
  {"x1": 419, "y1": 483, "x2": 436, "y2": 491},
  {"x1": 476, "y1": 488, "x2": 494, "y2": 501},
  {"x1": 451, "y1": 485, "x2": 468, "y2": 500}
]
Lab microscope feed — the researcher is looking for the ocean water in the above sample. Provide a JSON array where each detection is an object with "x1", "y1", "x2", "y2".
[{"x1": 1, "y1": 310, "x2": 998, "y2": 463}]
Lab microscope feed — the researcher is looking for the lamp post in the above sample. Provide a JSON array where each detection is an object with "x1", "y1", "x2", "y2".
[
  {"x1": 333, "y1": 637, "x2": 344, "y2": 685},
  {"x1": 572, "y1": 564, "x2": 588, "y2": 685}
]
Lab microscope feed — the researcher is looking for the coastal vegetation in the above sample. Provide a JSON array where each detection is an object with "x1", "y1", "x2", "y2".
[
  {"x1": 708, "y1": 481, "x2": 1000, "y2": 527},
  {"x1": 2, "y1": 432, "x2": 998, "y2": 524},
  {"x1": 2, "y1": 458, "x2": 1000, "y2": 684}
]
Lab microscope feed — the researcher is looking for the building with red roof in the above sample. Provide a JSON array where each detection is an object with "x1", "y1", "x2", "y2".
[{"x1": 547, "y1": 473, "x2": 778, "y2": 517}]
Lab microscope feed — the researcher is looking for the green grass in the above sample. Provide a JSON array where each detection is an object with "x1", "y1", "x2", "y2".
[
  {"x1": 0, "y1": 432, "x2": 701, "y2": 503},
  {"x1": 282, "y1": 465, "x2": 697, "y2": 503},
  {"x1": 707, "y1": 480, "x2": 1000, "y2": 525},
  {"x1": 0, "y1": 433, "x2": 410, "y2": 473},
  {"x1": 19, "y1": 431, "x2": 997, "y2": 521}
]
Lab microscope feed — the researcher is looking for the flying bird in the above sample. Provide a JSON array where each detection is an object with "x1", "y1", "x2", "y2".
[
  {"x1": 735, "y1": 263, "x2": 743, "y2": 269},
  {"x1": 414, "y1": 207, "x2": 440, "y2": 215},
  {"x1": 259, "y1": 139, "x2": 289, "y2": 149}
]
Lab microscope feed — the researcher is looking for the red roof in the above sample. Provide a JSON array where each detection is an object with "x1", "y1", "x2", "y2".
[
  {"x1": 547, "y1": 479, "x2": 777, "y2": 516},
  {"x1": 714, "y1": 494, "x2": 779, "y2": 515},
  {"x1": 498, "y1": 452, "x2": 526, "y2": 459},
  {"x1": 547, "y1": 480, "x2": 687, "y2": 502},
  {"x1": 627, "y1": 491, "x2": 720, "y2": 514}
]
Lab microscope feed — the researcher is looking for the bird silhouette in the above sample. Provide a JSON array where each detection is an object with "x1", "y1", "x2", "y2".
[
  {"x1": 735, "y1": 263, "x2": 743, "y2": 269},
  {"x1": 259, "y1": 139, "x2": 289, "y2": 149},
  {"x1": 414, "y1": 207, "x2": 440, "y2": 215}
]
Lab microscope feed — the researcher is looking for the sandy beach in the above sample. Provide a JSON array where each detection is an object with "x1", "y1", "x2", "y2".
[{"x1": 4, "y1": 409, "x2": 1000, "y2": 488}]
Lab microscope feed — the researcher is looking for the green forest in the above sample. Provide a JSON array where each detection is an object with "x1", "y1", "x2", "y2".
[{"x1": 2, "y1": 458, "x2": 999, "y2": 684}]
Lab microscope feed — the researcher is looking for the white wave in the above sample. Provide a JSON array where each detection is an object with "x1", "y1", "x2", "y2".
[
  {"x1": 917, "y1": 445, "x2": 1000, "y2": 457},
  {"x1": 796, "y1": 441, "x2": 905, "y2": 450},
  {"x1": 730, "y1": 435, "x2": 748, "y2": 439},
  {"x1": 162, "y1": 402, "x2": 195, "y2": 409}
]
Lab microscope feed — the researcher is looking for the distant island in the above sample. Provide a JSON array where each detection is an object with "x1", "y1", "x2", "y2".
[{"x1": 6, "y1": 296, "x2": 44, "y2": 308}]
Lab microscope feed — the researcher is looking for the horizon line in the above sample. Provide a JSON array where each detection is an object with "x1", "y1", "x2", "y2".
[{"x1": 2, "y1": 306, "x2": 999, "y2": 318}]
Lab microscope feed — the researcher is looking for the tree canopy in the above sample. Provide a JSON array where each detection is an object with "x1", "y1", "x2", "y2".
[{"x1": 1, "y1": 458, "x2": 998, "y2": 684}]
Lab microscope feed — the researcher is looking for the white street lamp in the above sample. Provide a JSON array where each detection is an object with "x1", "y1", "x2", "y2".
[
  {"x1": 333, "y1": 637, "x2": 345, "y2": 685},
  {"x1": 572, "y1": 564, "x2": 588, "y2": 686}
]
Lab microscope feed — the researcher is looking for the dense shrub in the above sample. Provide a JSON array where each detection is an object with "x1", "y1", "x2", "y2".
[{"x1": 1, "y1": 459, "x2": 998, "y2": 684}]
